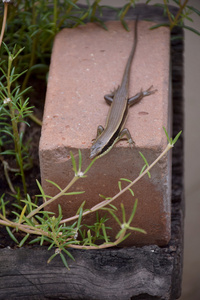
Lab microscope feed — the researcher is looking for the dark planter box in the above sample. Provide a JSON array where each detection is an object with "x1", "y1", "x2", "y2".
[{"x1": 0, "y1": 5, "x2": 184, "y2": 300}]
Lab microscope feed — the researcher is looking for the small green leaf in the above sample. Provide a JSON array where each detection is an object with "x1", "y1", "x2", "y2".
[
  {"x1": 48, "y1": 242, "x2": 56, "y2": 251},
  {"x1": 140, "y1": 165, "x2": 146, "y2": 175},
  {"x1": 172, "y1": 130, "x2": 182, "y2": 145},
  {"x1": 36, "y1": 179, "x2": 47, "y2": 202},
  {"x1": 118, "y1": 180, "x2": 122, "y2": 191},
  {"x1": 163, "y1": 126, "x2": 171, "y2": 143},
  {"x1": 128, "y1": 188, "x2": 134, "y2": 197},
  {"x1": 40, "y1": 235, "x2": 44, "y2": 246},
  {"x1": 121, "y1": 18, "x2": 129, "y2": 31},
  {"x1": 19, "y1": 233, "x2": 30, "y2": 247},
  {"x1": 87, "y1": 229, "x2": 92, "y2": 245},
  {"x1": 60, "y1": 252, "x2": 70, "y2": 269},
  {"x1": 21, "y1": 198, "x2": 38, "y2": 211},
  {"x1": 121, "y1": 203, "x2": 126, "y2": 224},
  {"x1": 120, "y1": 178, "x2": 132, "y2": 183},
  {"x1": 0, "y1": 149, "x2": 15, "y2": 155},
  {"x1": 139, "y1": 152, "x2": 149, "y2": 167},
  {"x1": 0, "y1": 196, "x2": 6, "y2": 217},
  {"x1": 149, "y1": 23, "x2": 169, "y2": 30},
  {"x1": 29, "y1": 237, "x2": 42, "y2": 245},
  {"x1": 77, "y1": 207, "x2": 83, "y2": 229},
  {"x1": 6, "y1": 227, "x2": 18, "y2": 244},
  {"x1": 83, "y1": 156, "x2": 98, "y2": 175},
  {"x1": 45, "y1": 180, "x2": 62, "y2": 191},
  {"x1": 102, "y1": 224, "x2": 109, "y2": 243},
  {"x1": 127, "y1": 199, "x2": 138, "y2": 226},
  {"x1": 99, "y1": 194, "x2": 111, "y2": 200},
  {"x1": 58, "y1": 204, "x2": 62, "y2": 217},
  {"x1": 187, "y1": 5, "x2": 200, "y2": 16},
  {"x1": 64, "y1": 191, "x2": 85, "y2": 196},
  {"x1": 128, "y1": 226, "x2": 146, "y2": 234},
  {"x1": 107, "y1": 209, "x2": 121, "y2": 226},
  {"x1": 78, "y1": 149, "x2": 82, "y2": 172},
  {"x1": 108, "y1": 204, "x2": 117, "y2": 211},
  {"x1": 182, "y1": 25, "x2": 200, "y2": 36},
  {"x1": 70, "y1": 151, "x2": 77, "y2": 175},
  {"x1": 76, "y1": 201, "x2": 85, "y2": 215},
  {"x1": 29, "y1": 63, "x2": 49, "y2": 73},
  {"x1": 62, "y1": 248, "x2": 75, "y2": 261},
  {"x1": 47, "y1": 253, "x2": 58, "y2": 264},
  {"x1": 19, "y1": 205, "x2": 27, "y2": 224},
  {"x1": 139, "y1": 152, "x2": 151, "y2": 178}
]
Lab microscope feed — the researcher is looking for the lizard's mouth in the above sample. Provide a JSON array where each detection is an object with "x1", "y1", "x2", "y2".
[{"x1": 89, "y1": 145, "x2": 101, "y2": 160}]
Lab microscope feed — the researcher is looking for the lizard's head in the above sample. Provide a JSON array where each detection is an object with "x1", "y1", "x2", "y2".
[{"x1": 89, "y1": 140, "x2": 104, "y2": 159}]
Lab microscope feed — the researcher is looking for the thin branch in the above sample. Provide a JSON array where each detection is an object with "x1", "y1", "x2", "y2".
[
  {"x1": 26, "y1": 175, "x2": 79, "y2": 219},
  {"x1": 68, "y1": 230, "x2": 126, "y2": 250},
  {"x1": 172, "y1": 0, "x2": 189, "y2": 29}
]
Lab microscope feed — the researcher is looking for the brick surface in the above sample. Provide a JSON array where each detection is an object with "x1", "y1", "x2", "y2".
[{"x1": 39, "y1": 21, "x2": 171, "y2": 246}]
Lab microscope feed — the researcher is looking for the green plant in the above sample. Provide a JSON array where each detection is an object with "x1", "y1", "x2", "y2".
[
  {"x1": 0, "y1": 130, "x2": 181, "y2": 268},
  {"x1": 0, "y1": 44, "x2": 33, "y2": 195},
  {"x1": 155, "y1": 0, "x2": 200, "y2": 35}
]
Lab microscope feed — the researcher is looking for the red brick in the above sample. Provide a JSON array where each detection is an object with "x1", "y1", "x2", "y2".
[{"x1": 39, "y1": 21, "x2": 171, "y2": 246}]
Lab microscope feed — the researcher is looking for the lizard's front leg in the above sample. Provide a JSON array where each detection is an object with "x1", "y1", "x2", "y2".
[
  {"x1": 128, "y1": 85, "x2": 157, "y2": 106},
  {"x1": 117, "y1": 128, "x2": 135, "y2": 148},
  {"x1": 104, "y1": 86, "x2": 120, "y2": 105},
  {"x1": 96, "y1": 125, "x2": 104, "y2": 136}
]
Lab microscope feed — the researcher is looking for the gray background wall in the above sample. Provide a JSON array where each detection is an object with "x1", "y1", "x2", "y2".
[{"x1": 182, "y1": 0, "x2": 200, "y2": 299}]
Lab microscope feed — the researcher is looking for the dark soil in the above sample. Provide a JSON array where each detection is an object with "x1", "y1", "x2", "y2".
[{"x1": 0, "y1": 76, "x2": 46, "y2": 248}]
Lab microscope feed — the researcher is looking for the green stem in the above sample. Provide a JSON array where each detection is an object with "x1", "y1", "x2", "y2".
[
  {"x1": 21, "y1": 2, "x2": 37, "y2": 92},
  {"x1": 120, "y1": 2, "x2": 131, "y2": 21},
  {"x1": 90, "y1": 0, "x2": 101, "y2": 21},
  {"x1": 68, "y1": 229, "x2": 126, "y2": 250},
  {"x1": 26, "y1": 175, "x2": 80, "y2": 219},
  {"x1": 29, "y1": 113, "x2": 42, "y2": 126},
  {"x1": 21, "y1": 35, "x2": 37, "y2": 92},
  {"x1": 7, "y1": 56, "x2": 27, "y2": 195},
  {"x1": 172, "y1": 0, "x2": 189, "y2": 29},
  {"x1": 164, "y1": 0, "x2": 189, "y2": 30},
  {"x1": 0, "y1": 214, "x2": 48, "y2": 237},
  {"x1": 57, "y1": 0, "x2": 79, "y2": 29}
]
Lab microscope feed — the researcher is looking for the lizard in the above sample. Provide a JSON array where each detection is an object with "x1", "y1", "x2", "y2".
[{"x1": 90, "y1": 19, "x2": 156, "y2": 159}]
